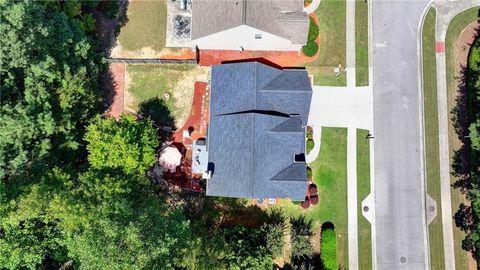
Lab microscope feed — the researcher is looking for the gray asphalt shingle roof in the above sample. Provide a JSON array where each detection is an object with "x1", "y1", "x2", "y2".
[
  {"x1": 191, "y1": 0, "x2": 309, "y2": 45},
  {"x1": 206, "y1": 62, "x2": 312, "y2": 201}
]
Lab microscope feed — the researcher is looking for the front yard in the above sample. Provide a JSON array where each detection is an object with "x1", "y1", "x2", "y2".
[
  {"x1": 270, "y1": 127, "x2": 348, "y2": 268},
  {"x1": 304, "y1": 0, "x2": 347, "y2": 86},
  {"x1": 124, "y1": 64, "x2": 209, "y2": 128}
]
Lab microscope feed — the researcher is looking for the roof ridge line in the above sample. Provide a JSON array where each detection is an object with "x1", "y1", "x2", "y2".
[{"x1": 250, "y1": 62, "x2": 256, "y2": 198}]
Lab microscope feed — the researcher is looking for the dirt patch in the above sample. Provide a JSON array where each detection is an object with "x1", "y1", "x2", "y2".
[{"x1": 454, "y1": 21, "x2": 480, "y2": 71}]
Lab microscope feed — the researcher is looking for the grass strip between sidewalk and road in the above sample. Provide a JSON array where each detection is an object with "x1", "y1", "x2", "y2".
[
  {"x1": 445, "y1": 7, "x2": 480, "y2": 270},
  {"x1": 355, "y1": 0, "x2": 369, "y2": 86},
  {"x1": 422, "y1": 8, "x2": 446, "y2": 270},
  {"x1": 356, "y1": 129, "x2": 372, "y2": 270}
]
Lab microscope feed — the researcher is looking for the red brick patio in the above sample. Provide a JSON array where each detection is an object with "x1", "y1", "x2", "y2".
[{"x1": 165, "y1": 81, "x2": 209, "y2": 192}]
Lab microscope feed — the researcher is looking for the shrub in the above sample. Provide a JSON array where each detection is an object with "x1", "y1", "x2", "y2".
[
  {"x1": 307, "y1": 17, "x2": 319, "y2": 42},
  {"x1": 306, "y1": 166, "x2": 312, "y2": 179},
  {"x1": 303, "y1": 41, "x2": 319, "y2": 57},
  {"x1": 320, "y1": 228, "x2": 337, "y2": 270},
  {"x1": 306, "y1": 126, "x2": 313, "y2": 140},
  {"x1": 290, "y1": 216, "x2": 314, "y2": 257},
  {"x1": 306, "y1": 139, "x2": 314, "y2": 154}
]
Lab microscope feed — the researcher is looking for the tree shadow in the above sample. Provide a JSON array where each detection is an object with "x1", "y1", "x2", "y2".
[
  {"x1": 138, "y1": 97, "x2": 176, "y2": 129},
  {"x1": 89, "y1": 0, "x2": 129, "y2": 113},
  {"x1": 450, "y1": 23, "x2": 480, "y2": 257}
]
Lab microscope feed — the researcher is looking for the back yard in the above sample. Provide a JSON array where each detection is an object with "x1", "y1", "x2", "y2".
[
  {"x1": 124, "y1": 64, "x2": 209, "y2": 128},
  {"x1": 112, "y1": 0, "x2": 192, "y2": 59}
]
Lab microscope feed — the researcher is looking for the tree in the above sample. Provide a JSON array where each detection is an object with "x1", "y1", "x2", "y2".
[
  {"x1": 85, "y1": 115, "x2": 158, "y2": 174},
  {"x1": 469, "y1": 119, "x2": 480, "y2": 152}
]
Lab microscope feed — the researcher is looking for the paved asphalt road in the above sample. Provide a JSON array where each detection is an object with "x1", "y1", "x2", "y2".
[{"x1": 372, "y1": 1, "x2": 430, "y2": 269}]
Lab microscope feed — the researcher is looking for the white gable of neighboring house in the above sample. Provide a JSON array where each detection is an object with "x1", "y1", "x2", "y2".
[{"x1": 192, "y1": 25, "x2": 303, "y2": 52}]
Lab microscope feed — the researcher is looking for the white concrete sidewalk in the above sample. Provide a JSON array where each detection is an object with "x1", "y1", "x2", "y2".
[
  {"x1": 303, "y1": 0, "x2": 321, "y2": 14},
  {"x1": 347, "y1": 127, "x2": 359, "y2": 270}
]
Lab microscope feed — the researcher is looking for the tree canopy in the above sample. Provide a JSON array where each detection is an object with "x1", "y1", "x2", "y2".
[{"x1": 85, "y1": 115, "x2": 158, "y2": 174}]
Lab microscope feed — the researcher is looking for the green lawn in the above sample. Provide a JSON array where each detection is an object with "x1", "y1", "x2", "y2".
[
  {"x1": 305, "y1": 0, "x2": 346, "y2": 86},
  {"x1": 445, "y1": 7, "x2": 480, "y2": 270},
  {"x1": 355, "y1": 0, "x2": 369, "y2": 86},
  {"x1": 356, "y1": 129, "x2": 371, "y2": 270},
  {"x1": 422, "y1": 8, "x2": 446, "y2": 270},
  {"x1": 271, "y1": 128, "x2": 348, "y2": 269},
  {"x1": 118, "y1": 0, "x2": 167, "y2": 52},
  {"x1": 125, "y1": 64, "x2": 196, "y2": 127}
]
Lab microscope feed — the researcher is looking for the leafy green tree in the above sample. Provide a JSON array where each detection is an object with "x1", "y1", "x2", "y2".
[
  {"x1": 0, "y1": 169, "x2": 69, "y2": 269},
  {"x1": 222, "y1": 226, "x2": 273, "y2": 270},
  {"x1": 469, "y1": 119, "x2": 480, "y2": 152},
  {"x1": 85, "y1": 115, "x2": 158, "y2": 174}
]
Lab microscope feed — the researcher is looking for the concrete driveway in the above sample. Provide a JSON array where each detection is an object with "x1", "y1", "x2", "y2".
[{"x1": 308, "y1": 86, "x2": 372, "y2": 130}]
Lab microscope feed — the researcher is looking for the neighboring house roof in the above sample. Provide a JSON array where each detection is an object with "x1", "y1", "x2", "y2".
[
  {"x1": 207, "y1": 62, "x2": 312, "y2": 201},
  {"x1": 191, "y1": 0, "x2": 309, "y2": 45}
]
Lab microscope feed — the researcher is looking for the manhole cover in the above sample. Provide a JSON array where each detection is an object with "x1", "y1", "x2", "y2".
[
  {"x1": 429, "y1": 206, "x2": 435, "y2": 212},
  {"x1": 363, "y1": 206, "x2": 369, "y2": 212},
  {"x1": 400, "y1": 257, "x2": 407, "y2": 263}
]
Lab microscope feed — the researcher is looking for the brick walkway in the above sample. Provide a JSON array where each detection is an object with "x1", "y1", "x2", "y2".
[
  {"x1": 165, "y1": 82, "x2": 209, "y2": 192},
  {"x1": 106, "y1": 63, "x2": 125, "y2": 118}
]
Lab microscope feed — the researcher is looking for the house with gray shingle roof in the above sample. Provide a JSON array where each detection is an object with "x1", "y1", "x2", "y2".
[
  {"x1": 199, "y1": 62, "x2": 312, "y2": 201},
  {"x1": 191, "y1": 0, "x2": 309, "y2": 51}
]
